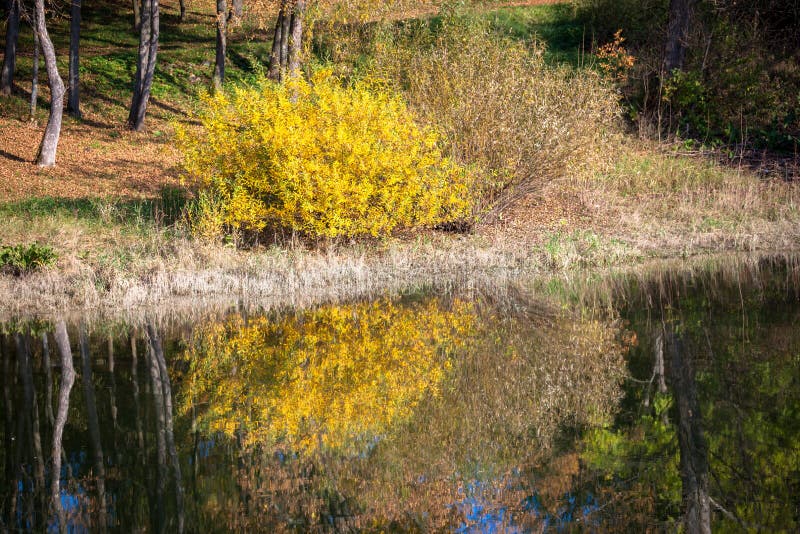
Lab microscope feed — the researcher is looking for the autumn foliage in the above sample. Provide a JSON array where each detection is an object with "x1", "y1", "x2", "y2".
[{"x1": 178, "y1": 71, "x2": 473, "y2": 239}]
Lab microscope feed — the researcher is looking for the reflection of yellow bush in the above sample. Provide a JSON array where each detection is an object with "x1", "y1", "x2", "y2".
[
  {"x1": 177, "y1": 71, "x2": 473, "y2": 238},
  {"x1": 181, "y1": 298, "x2": 475, "y2": 453}
]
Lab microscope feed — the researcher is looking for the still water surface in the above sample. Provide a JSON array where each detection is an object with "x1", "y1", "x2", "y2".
[{"x1": 1, "y1": 256, "x2": 799, "y2": 532}]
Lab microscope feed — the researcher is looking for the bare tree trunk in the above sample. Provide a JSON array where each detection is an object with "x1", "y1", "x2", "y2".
[
  {"x1": 42, "y1": 333, "x2": 54, "y2": 427},
  {"x1": 34, "y1": 0, "x2": 66, "y2": 167},
  {"x1": 287, "y1": 0, "x2": 305, "y2": 75},
  {"x1": 147, "y1": 323, "x2": 184, "y2": 533},
  {"x1": 664, "y1": 0, "x2": 697, "y2": 75},
  {"x1": 213, "y1": 0, "x2": 227, "y2": 91},
  {"x1": 666, "y1": 330, "x2": 711, "y2": 534},
  {"x1": 179, "y1": 0, "x2": 185, "y2": 22},
  {"x1": 30, "y1": 18, "x2": 40, "y2": 120},
  {"x1": 1, "y1": 0, "x2": 20, "y2": 95},
  {"x1": 68, "y1": 0, "x2": 81, "y2": 119},
  {"x1": 52, "y1": 321, "x2": 75, "y2": 534},
  {"x1": 267, "y1": 5, "x2": 285, "y2": 81},
  {"x1": 128, "y1": 0, "x2": 159, "y2": 131},
  {"x1": 79, "y1": 325, "x2": 108, "y2": 531},
  {"x1": 133, "y1": 0, "x2": 141, "y2": 31},
  {"x1": 228, "y1": 0, "x2": 243, "y2": 22},
  {"x1": 279, "y1": 2, "x2": 291, "y2": 71}
]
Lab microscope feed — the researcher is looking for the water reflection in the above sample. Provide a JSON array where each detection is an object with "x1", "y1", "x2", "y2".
[{"x1": 0, "y1": 256, "x2": 798, "y2": 531}]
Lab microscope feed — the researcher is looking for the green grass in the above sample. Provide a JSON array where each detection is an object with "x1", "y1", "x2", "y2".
[{"x1": 485, "y1": 3, "x2": 586, "y2": 66}]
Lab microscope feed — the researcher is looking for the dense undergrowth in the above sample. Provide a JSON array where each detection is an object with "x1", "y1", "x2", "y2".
[{"x1": 574, "y1": 0, "x2": 800, "y2": 150}]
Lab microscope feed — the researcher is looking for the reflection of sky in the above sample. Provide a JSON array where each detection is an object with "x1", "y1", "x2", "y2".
[{"x1": 451, "y1": 480, "x2": 600, "y2": 532}]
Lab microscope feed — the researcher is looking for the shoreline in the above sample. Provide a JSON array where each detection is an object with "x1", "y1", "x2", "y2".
[{"x1": 2, "y1": 223, "x2": 798, "y2": 322}]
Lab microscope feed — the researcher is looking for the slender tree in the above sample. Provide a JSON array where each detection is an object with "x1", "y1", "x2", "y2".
[
  {"x1": 213, "y1": 0, "x2": 228, "y2": 90},
  {"x1": 229, "y1": 0, "x2": 243, "y2": 22},
  {"x1": 664, "y1": 0, "x2": 697, "y2": 75},
  {"x1": 128, "y1": 0, "x2": 159, "y2": 130},
  {"x1": 29, "y1": 12, "x2": 40, "y2": 120},
  {"x1": 267, "y1": 0, "x2": 306, "y2": 81},
  {"x1": 133, "y1": 0, "x2": 141, "y2": 31},
  {"x1": 68, "y1": 0, "x2": 82, "y2": 118},
  {"x1": 287, "y1": 0, "x2": 305, "y2": 74},
  {"x1": 1, "y1": 0, "x2": 20, "y2": 95},
  {"x1": 34, "y1": 0, "x2": 66, "y2": 166},
  {"x1": 179, "y1": 0, "x2": 185, "y2": 21},
  {"x1": 267, "y1": 3, "x2": 285, "y2": 80}
]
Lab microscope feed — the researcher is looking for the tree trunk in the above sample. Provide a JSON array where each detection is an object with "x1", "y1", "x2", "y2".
[
  {"x1": 133, "y1": 0, "x2": 141, "y2": 31},
  {"x1": 179, "y1": 0, "x2": 185, "y2": 22},
  {"x1": 68, "y1": 0, "x2": 81, "y2": 119},
  {"x1": 287, "y1": 0, "x2": 305, "y2": 75},
  {"x1": 30, "y1": 19, "x2": 39, "y2": 121},
  {"x1": 279, "y1": 2, "x2": 291, "y2": 71},
  {"x1": 666, "y1": 330, "x2": 711, "y2": 534},
  {"x1": 213, "y1": 0, "x2": 227, "y2": 91},
  {"x1": 1, "y1": 0, "x2": 20, "y2": 95},
  {"x1": 128, "y1": 0, "x2": 159, "y2": 131},
  {"x1": 34, "y1": 0, "x2": 66, "y2": 167},
  {"x1": 228, "y1": 0, "x2": 243, "y2": 22},
  {"x1": 52, "y1": 321, "x2": 75, "y2": 534},
  {"x1": 267, "y1": 5, "x2": 285, "y2": 80},
  {"x1": 664, "y1": 0, "x2": 697, "y2": 75},
  {"x1": 79, "y1": 324, "x2": 108, "y2": 530}
]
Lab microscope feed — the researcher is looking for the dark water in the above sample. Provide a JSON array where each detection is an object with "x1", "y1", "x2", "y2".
[{"x1": 1, "y1": 256, "x2": 799, "y2": 532}]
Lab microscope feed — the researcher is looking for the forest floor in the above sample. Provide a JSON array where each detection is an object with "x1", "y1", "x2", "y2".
[{"x1": 0, "y1": 0, "x2": 798, "y2": 318}]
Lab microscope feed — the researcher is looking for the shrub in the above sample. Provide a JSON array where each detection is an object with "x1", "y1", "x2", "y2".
[
  {"x1": 0, "y1": 243, "x2": 58, "y2": 276},
  {"x1": 177, "y1": 71, "x2": 473, "y2": 239},
  {"x1": 368, "y1": 14, "x2": 621, "y2": 215}
]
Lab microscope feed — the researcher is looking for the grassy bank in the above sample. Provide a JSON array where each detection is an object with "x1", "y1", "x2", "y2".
[{"x1": 1, "y1": 1, "x2": 798, "y2": 318}]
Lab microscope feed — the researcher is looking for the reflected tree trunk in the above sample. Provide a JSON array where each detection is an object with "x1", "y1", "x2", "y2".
[
  {"x1": 42, "y1": 333, "x2": 54, "y2": 427},
  {"x1": 146, "y1": 328, "x2": 168, "y2": 534},
  {"x1": 108, "y1": 337, "x2": 120, "y2": 465},
  {"x1": 16, "y1": 332, "x2": 45, "y2": 530},
  {"x1": 666, "y1": 329, "x2": 711, "y2": 534},
  {"x1": 52, "y1": 321, "x2": 76, "y2": 534},
  {"x1": 2, "y1": 334, "x2": 16, "y2": 523},
  {"x1": 147, "y1": 322, "x2": 184, "y2": 533},
  {"x1": 131, "y1": 333, "x2": 145, "y2": 464},
  {"x1": 79, "y1": 324, "x2": 108, "y2": 531}
]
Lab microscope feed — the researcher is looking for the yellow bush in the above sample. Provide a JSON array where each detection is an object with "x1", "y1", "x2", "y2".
[{"x1": 177, "y1": 71, "x2": 473, "y2": 238}]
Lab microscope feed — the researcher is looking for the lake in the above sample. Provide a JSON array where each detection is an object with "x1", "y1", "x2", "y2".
[{"x1": 2, "y1": 255, "x2": 799, "y2": 532}]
